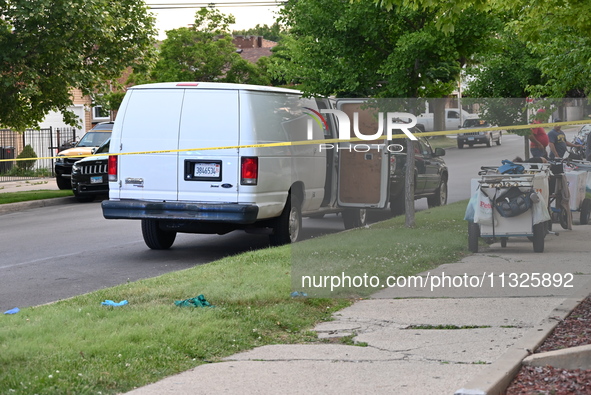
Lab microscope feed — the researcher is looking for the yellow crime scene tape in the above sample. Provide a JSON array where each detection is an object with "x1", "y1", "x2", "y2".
[{"x1": 1, "y1": 119, "x2": 589, "y2": 163}]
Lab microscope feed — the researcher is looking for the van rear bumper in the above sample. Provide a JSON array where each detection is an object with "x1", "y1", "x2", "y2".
[{"x1": 101, "y1": 200, "x2": 259, "y2": 224}]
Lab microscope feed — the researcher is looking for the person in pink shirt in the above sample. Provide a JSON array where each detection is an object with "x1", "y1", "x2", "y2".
[{"x1": 529, "y1": 109, "x2": 549, "y2": 158}]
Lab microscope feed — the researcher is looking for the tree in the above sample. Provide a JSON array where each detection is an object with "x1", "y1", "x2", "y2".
[
  {"x1": 0, "y1": 0, "x2": 157, "y2": 130},
  {"x1": 273, "y1": 0, "x2": 498, "y2": 98},
  {"x1": 152, "y1": 8, "x2": 269, "y2": 85},
  {"x1": 233, "y1": 22, "x2": 283, "y2": 42},
  {"x1": 377, "y1": 0, "x2": 591, "y2": 96}
]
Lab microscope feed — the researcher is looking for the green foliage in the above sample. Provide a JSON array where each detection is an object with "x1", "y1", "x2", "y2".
[
  {"x1": 378, "y1": 0, "x2": 591, "y2": 96},
  {"x1": 273, "y1": 0, "x2": 498, "y2": 98},
  {"x1": 152, "y1": 8, "x2": 270, "y2": 85},
  {"x1": 0, "y1": 0, "x2": 157, "y2": 130},
  {"x1": 233, "y1": 22, "x2": 283, "y2": 42},
  {"x1": 15, "y1": 144, "x2": 37, "y2": 170}
]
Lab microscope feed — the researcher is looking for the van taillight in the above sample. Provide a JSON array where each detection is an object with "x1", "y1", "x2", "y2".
[
  {"x1": 241, "y1": 157, "x2": 258, "y2": 185},
  {"x1": 108, "y1": 155, "x2": 118, "y2": 182}
]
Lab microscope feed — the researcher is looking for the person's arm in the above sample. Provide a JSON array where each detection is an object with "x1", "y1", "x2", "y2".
[
  {"x1": 566, "y1": 140, "x2": 583, "y2": 148},
  {"x1": 548, "y1": 141, "x2": 560, "y2": 158},
  {"x1": 528, "y1": 133, "x2": 543, "y2": 148}
]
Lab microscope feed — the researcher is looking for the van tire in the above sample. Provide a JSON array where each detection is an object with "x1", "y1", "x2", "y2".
[
  {"x1": 142, "y1": 219, "x2": 177, "y2": 250},
  {"x1": 269, "y1": 195, "x2": 301, "y2": 246},
  {"x1": 343, "y1": 208, "x2": 367, "y2": 230}
]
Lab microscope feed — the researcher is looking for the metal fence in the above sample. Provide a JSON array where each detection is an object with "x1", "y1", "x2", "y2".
[{"x1": 0, "y1": 127, "x2": 77, "y2": 183}]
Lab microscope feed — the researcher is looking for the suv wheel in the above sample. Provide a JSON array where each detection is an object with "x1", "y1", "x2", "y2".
[
  {"x1": 457, "y1": 141, "x2": 464, "y2": 149},
  {"x1": 496, "y1": 133, "x2": 502, "y2": 146},
  {"x1": 390, "y1": 194, "x2": 405, "y2": 217},
  {"x1": 56, "y1": 176, "x2": 71, "y2": 190},
  {"x1": 427, "y1": 177, "x2": 448, "y2": 208}
]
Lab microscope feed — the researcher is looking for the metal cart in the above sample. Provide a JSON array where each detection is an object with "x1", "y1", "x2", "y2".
[{"x1": 468, "y1": 169, "x2": 551, "y2": 253}]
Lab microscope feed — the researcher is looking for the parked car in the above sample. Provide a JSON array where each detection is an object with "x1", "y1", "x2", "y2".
[
  {"x1": 389, "y1": 135, "x2": 448, "y2": 216},
  {"x1": 54, "y1": 122, "x2": 113, "y2": 189},
  {"x1": 456, "y1": 118, "x2": 502, "y2": 148},
  {"x1": 71, "y1": 138, "x2": 110, "y2": 202}
]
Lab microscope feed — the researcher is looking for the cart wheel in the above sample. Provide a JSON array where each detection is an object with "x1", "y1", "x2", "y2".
[
  {"x1": 580, "y1": 198, "x2": 591, "y2": 225},
  {"x1": 500, "y1": 237, "x2": 508, "y2": 248},
  {"x1": 559, "y1": 208, "x2": 570, "y2": 230},
  {"x1": 532, "y1": 222, "x2": 545, "y2": 253},
  {"x1": 468, "y1": 222, "x2": 480, "y2": 253}
]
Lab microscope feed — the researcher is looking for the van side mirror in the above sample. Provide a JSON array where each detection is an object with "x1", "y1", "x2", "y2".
[
  {"x1": 91, "y1": 148, "x2": 97, "y2": 154},
  {"x1": 434, "y1": 147, "x2": 445, "y2": 157}
]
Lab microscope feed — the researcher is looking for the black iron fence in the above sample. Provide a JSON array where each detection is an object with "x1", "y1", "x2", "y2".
[{"x1": 0, "y1": 127, "x2": 77, "y2": 183}]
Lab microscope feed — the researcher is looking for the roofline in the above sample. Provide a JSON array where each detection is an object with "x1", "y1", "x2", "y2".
[{"x1": 129, "y1": 82, "x2": 301, "y2": 95}]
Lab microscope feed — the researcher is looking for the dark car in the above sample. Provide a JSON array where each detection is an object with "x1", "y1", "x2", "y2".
[
  {"x1": 71, "y1": 138, "x2": 110, "y2": 202},
  {"x1": 388, "y1": 134, "x2": 448, "y2": 216},
  {"x1": 54, "y1": 122, "x2": 113, "y2": 190}
]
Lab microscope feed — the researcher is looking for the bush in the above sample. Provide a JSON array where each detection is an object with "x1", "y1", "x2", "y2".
[{"x1": 16, "y1": 144, "x2": 38, "y2": 170}]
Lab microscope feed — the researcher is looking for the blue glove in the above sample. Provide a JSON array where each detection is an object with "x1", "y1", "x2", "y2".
[
  {"x1": 3, "y1": 307, "x2": 19, "y2": 314},
  {"x1": 101, "y1": 300, "x2": 128, "y2": 307}
]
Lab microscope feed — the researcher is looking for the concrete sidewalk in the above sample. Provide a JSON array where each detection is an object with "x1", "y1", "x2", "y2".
[{"x1": 125, "y1": 226, "x2": 591, "y2": 394}]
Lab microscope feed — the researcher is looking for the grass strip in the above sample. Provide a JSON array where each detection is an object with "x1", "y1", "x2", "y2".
[
  {"x1": 0, "y1": 189, "x2": 73, "y2": 204},
  {"x1": 0, "y1": 201, "x2": 470, "y2": 394}
]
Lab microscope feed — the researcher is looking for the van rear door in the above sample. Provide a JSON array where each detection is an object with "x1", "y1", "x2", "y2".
[
  {"x1": 177, "y1": 89, "x2": 239, "y2": 202},
  {"x1": 335, "y1": 100, "x2": 389, "y2": 209},
  {"x1": 117, "y1": 88, "x2": 183, "y2": 201}
]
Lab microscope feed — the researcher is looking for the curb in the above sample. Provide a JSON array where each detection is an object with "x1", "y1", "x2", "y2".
[
  {"x1": 455, "y1": 278, "x2": 591, "y2": 395},
  {"x1": 0, "y1": 197, "x2": 74, "y2": 215}
]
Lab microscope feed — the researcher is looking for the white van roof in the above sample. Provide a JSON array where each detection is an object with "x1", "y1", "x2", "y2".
[{"x1": 129, "y1": 82, "x2": 302, "y2": 95}]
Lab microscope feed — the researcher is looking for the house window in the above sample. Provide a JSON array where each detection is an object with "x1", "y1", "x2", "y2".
[{"x1": 93, "y1": 105, "x2": 110, "y2": 120}]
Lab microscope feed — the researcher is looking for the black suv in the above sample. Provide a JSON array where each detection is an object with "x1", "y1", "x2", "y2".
[
  {"x1": 54, "y1": 122, "x2": 113, "y2": 189},
  {"x1": 71, "y1": 138, "x2": 110, "y2": 202},
  {"x1": 388, "y1": 135, "x2": 448, "y2": 216}
]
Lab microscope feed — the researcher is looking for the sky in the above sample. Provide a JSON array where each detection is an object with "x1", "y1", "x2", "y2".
[{"x1": 146, "y1": 1, "x2": 282, "y2": 40}]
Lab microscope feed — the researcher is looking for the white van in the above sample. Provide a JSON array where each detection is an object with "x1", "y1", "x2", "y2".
[{"x1": 102, "y1": 82, "x2": 388, "y2": 249}]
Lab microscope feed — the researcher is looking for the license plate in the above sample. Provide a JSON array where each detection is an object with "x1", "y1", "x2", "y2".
[
  {"x1": 194, "y1": 163, "x2": 221, "y2": 178},
  {"x1": 468, "y1": 137, "x2": 475, "y2": 141},
  {"x1": 90, "y1": 176, "x2": 103, "y2": 184}
]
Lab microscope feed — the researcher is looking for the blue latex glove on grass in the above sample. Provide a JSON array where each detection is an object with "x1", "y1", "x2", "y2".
[{"x1": 101, "y1": 300, "x2": 128, "y2": 307}]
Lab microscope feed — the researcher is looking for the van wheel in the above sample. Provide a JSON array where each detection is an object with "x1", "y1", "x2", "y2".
[
  {"x1": 343, "y1": 208, "x2": 367, "y2": 230},
  {"x1": 56, "y1": 176, "x2": 71, "y2": 190},
  {"x1": 269, "y1": 195, "x2": 302, "y2": 246},
  {"x1": 427, "y1": 177, "x2": 447, "y2": 208},
  {"x1": 142, "y1": 219, "x2": 177, "y2": 250}
]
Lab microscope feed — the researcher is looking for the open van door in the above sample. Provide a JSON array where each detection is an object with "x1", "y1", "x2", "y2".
[{"x1": 335, "y1": 100, "x2": 389, "y2": 210}]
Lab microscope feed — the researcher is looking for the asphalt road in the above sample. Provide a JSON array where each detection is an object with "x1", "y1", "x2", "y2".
[{"x1": 0, "y1": 130, "x2": 566, "y2": 312}]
